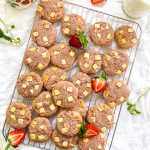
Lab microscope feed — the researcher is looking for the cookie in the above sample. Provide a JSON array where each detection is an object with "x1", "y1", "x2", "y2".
[
  {"x1": 32, "y1": 20, "x2": 56, "y2": 47},
  {"x1": 60, "y1": 99, "x2": 86, "y2": 118},
  {"x1": 28, "y1": 117, "x2": 52, "y2": 143},
  {"x1": 87, "y1": 103, "x2": 114, "y2": 132},
  {"x1": 42, "y1": 66, "x2": 68, "y2": 91},
  {"x1": 52, "y1": 129, "x2": 78, "y2": 149},
  {"x1": 77, "y1": 50, "x2": 102, "y2": 74},
  {"x1": 37, "y1": 0, "x2": 64, "y2": 23},
  {"x1": 56, "y1": 111, "x2": 83, "y2": 136},
  {"x1": 78, "y1": 134, "x2": 106, "y2": 150},
  {"x1": 115, "y1": 25, "x2": 137, "y2": 49},
  {"x1": 103, "y1": 80, "x2": 130, "y2": 108},
  {"x1": 102, "y1": 49, "x2": 129, "y2": 76},
  {"x1": 32, "y1": 91, "x2": 59, "y2": 117},
  {"x1": 49, "y1": 43, "x2": 76, "y2": 69},
  {"x1": 52, "y1": 81, "x2": 78, "y2": 108},
  {"x1": 89, "y1": 22, "x2": 114, "y2": 46},
  {"x1": 71, "y1": 72, "x2": 92, "y2": 99},
  {"x1": 16, "y1": 72, "x2": 43, "y2": 99},
  {"x1": 23, "y1": 46, "x2": 50, "y2": 71},
  {"x1": 61, "y1": 14, "x2": 86, "y2": 37},
  {"x1": 6, "y1": 102, "x2": 31, "y2": 129}
]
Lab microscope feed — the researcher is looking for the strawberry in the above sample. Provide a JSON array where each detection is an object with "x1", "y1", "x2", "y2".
[
  {"x1": 5, "y1": 130, "x2": 26, "y2": 150},
  {"x1": 91, "y1": 0, "x2": 105, "y2": 4},
  {"x1": 92, "y1": 72, "x2": 107, "y2": 93},
  {"x1": 80, "y1": 122, "x2": 99, "y2": 138},
  {"x1": 69, "y1": 31, "x2": 88, "y2": 49}
]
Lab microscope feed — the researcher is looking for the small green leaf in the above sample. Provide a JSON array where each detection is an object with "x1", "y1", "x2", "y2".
[
  {"x1": 5, "y1": 143, "x2": 11, "y2": 150},
  {"x1": 77, "y1": 31, "x2": 88, "y2": 48}
]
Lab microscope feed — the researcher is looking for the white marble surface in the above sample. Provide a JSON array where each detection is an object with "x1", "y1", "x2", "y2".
[{"x1": 0, "y1": 0, "x2": 150, "y2": 150}]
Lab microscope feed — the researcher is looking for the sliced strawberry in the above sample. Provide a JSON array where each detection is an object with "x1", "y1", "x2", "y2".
[
  {"x1": 92, "y1": 72, "x2": 107, "y2": 93},
  {"x1": 91, "y1": 0, "x2": 105, "y2": 4},
  {"x1": 80, "y1": 122, "x2": 99, "y2": 138},
  {"x1": 69, "y1": 31, "x2": 88, "y2": 49},
  {"x1": 22, "y1": 0, "x2": 30, "y2": 5},
  {"x1": 5, "y1": 130, "x2": 26, "y2": 149}
]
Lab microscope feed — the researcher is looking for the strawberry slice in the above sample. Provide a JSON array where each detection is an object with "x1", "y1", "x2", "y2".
[
  {"x1": 91, "y1": 0, "x2": 105, "y2": 4},
  {"x1": 80, "y1": 122, "x2": 99, "y2": 138},
  {"x1": 5, "y1": 130, "x2": 26, "y2": 150},
  {"x1": 92, "y1": 72, "x2": 107, "y2": 93},
  {"x1": 69, "y1": 31, "x2": 88, "y2": 49}
]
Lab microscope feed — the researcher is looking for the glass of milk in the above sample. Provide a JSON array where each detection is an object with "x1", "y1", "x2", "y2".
[{"x1": 123, "y1": 0, "x2": 150, "y2": 18}]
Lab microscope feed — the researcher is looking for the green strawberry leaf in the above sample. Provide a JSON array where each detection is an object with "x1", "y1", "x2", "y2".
[{"x1": 77, "y1": 31, "x2": 88, "y2": 48}]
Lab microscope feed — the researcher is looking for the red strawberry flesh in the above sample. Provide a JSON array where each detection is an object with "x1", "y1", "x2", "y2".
[{"x1": 69, "y1": 34, "x2": 82, "y2": 48}]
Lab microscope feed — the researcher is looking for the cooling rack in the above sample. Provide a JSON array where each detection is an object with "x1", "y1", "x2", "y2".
[{"x1": 2, "y1": 1, "x2": 142, "y2": 150}]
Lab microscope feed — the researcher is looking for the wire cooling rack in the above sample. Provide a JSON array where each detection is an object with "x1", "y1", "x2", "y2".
[{"x1": 3, "y1": 1, "x2": 142, "y2": 150}]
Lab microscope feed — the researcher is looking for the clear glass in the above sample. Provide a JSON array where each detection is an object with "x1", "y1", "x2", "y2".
[
  {"x1": 123, "y1": 0, "x2": 150, "y2": 19},
  {"x1": 6, "y1": 0, "x2": 36, "y2": 9}
]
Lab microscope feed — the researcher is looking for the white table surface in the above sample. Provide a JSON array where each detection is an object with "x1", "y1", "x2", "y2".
[{"x1": 0, "y1": 0, "x2": 150, "y2": 150}]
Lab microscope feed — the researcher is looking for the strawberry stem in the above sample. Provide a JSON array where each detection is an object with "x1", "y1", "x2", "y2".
[{"x1": 5, "y1": 143, "x2": 11, "y2": 150}]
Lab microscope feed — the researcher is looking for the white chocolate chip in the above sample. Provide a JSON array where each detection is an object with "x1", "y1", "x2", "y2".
[
  {"x1": 100, "y1": 133, "x2": 105, "y2": 138},
  {"x1": 76, "y1": 80, "x2": 81, "y2": 85},
  {"x1": 116, "y1": 82, "x2": 123, "y2": 88},
  {"x1": 83, "y1": 90, "x2": 88, "y2": 96},
  {"x1": 54, "y1": 137, "x2": 59, "y2": 142},
  {"x1": 73, "y1": 112, "x2": 80, "y2": 118},
  {"x1": 39, "y1": 107, "x2": 45, "y2": 113},
  {"x1": 38, "y1": 135, "x2": 45, "y2": 140},
  {"x1": 116, "y1": 70, "x2": 122, "y2": 75},
  {"x1": 107, "y1": 115, "x2": 112, "y2": 121},
  {"x1": 98, "y1": 104, "x2": 105, "y2": 112},
  {"x1": 32, "y1": 32, "x2": 39, "y2": 37},
  {"x1": 60, "y1": 74, "x2": 66, "y2": 80},
  {"x1": 42, "y1": 36, "x2": 48, "y2": 42},
  {"x1": 37, "y1": 6, "x2": 43, "y2": 12},
  {"x1": 98, "y1": 144, "x2": 102, "y2": 149},
  {"x1": 105, "y1": 55, "x2": 111, "y2": 61},
  {"x1": 67, "y1": 87, "x2": 73, "y2": 93},
  {"x1": 60, "y1": 44, "x2": 65, "y2": 49},
  {"x1": 36, "y1": 102, "x2": 43, "y2": 108},
  {"x1": 34, "y1": 85, "x2": 39, "y2": 90},
  {"x1": 84, "y1": 63, "x2": 89, "y2": 68},
  {"x1": 45, "y1": 94, "x2": 51, "y2": 98},
  {"x1": 27, "y1": 76, "x2": 33, "y2": 82},
  {"x1": 42, "y1": 52, "x2": 47, "y2": 58},
  {"x1": 50, "y1": 12, "x2": 55, "y2": 18},
  {"x1": 52, "y1": 67, "x2": 58, "y2": 72},
  {"x1": 101, "y1": 127, "x2": 107, "y2": 132},
  {"x1": 44, "y1": 24, "x2": 49, "y2": 29},
  {"x1": 95, "y1": 24, "x2": 100, "y2": 29},
  {"x1": 11, "y1": 115, "x2": 16, "y2": 121},
  {"x1": 61, "y1": 128, "x2": 67, "y2": 133},
  {"x1": 29, "y1": 47, "x2": 36, "y2": 52},
  {"x1": 97, "y1": 33, "x2": 101, "y2": 39},
  {"x1": 69, "y1": 51, "x2": 75, "y2": 57},
  {"x1": 61, "y1": 59, "x2": 66, "y2": 65},
  {"x1": 106, "y1": 33, "x2": 112, "y2": 40},
  {"x1": 95, "y1": 55, "x2": 101, "y2": 60},
  {"x1": 91, "y1": 117, "x2": 96, "y2": 123},
  {"x1": 49, "y1": 104, "x2": 56, "y2": 111},
  {"x1": 57, "y1": 1, "x2": 63, "y2": 8},
  {"x1": 120, "y1": 38, "x2": 127, "y2": 45},
  {"x1": 57, "y1": 117, "x2": 63, "y2": 123},
  {"x1": 119, "y1": 96, "x2": 125, "y2": 102},
  {"x1": 87, "y1": 83, "x2": 91, "y2": 88},
  {"x1": 30, "y1": 89, "x2": 34, "y2": 94},
  {"x1": 93, "y1": 64, "x2": 99, "y2": 71},
  {"x1": 31, "y1": 120, "x2": 37, "y2": 127},
  {"x1": 84, "y1": 53, "x2": 90, "y2": 59},
  {"x1": 54, "y1": 51, "x2": 59, "y2": 56},
  {"x1": 30, "y1": 134, "x2": 36, "y2": 139},
  {"x1": 105, "y1": 24, "x2": 109, "y2": 29},
  {"x1": 83, "y1": 138, "x2": 89, "y2": 143},
  {"x1": 27, "y1": 58, "x2": 32, "y2": 63},
  {"x1": 131, "y1": 38, "x2": 137, "y2": 44},
  {"x1": 18, "y1": 119, "x2": 24, "y2": 125},
  {"x1": 68, "y1": 96, "x2": 73, "y2": 102},
  {"x1": 64, "y1": 16, "x2": 70, "y2": 22},
  {"x1": 75, "y1": 124, "x2": 81, "y2": 130},
  {"x1": 20, "y1": 110, "x2": 25, "y2": 116},
  {"x1": 63, "y1": 28, "x2": 70, "y2": 34},
  {"x1": 122, "y1": 63, "x2": 127, "y2": 69},
  {"x1": 53, "y1": 90, "x2": 60, "y2": 96},
  {"x1": 40, "y1": 125, "x2": 46, "y2": 130},
  {"x1": 119, "y1": 30, "x2": 124, "y2": 35},
  {"x1": 128, "y1": 28, "x2": 133, "y2": 33},
  {"x1": 10, "y1": 107, "x2": 16, "y2": 112},
  {"x1": 37, "y1": 63, "x2": 43, "y2": 70},
  {"x1": 62, "y1": 141, "x2": 68, "y2": 147},
  {"x1": 56, "y1": 100, "x2": 61, "y2": 106}
]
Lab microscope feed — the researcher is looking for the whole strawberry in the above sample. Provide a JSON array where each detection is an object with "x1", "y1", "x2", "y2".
[
  {"x1": 69, "y1": 31, "x2": 88, "y2": 49},
  {"x1": 80, "y1": 122, "x2": 99, "y2": 138},
  {"x1": 92, "y1": 72, "x2": 107, "y2": 93}
]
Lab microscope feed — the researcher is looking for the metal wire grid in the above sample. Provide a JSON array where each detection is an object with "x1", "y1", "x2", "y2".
[{"x1": 2, "y1": 1, "x2": 142, "y2": 150}]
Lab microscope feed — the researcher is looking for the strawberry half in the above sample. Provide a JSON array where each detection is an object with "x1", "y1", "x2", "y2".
[
  {"x1": 80, "y1": 122, "x2": 99, "y2": 138},
  {"x1": 92, "y1": 72, "x2": 107, "y2": 93},
  {"x1": 69, "y1": 31, "x2": 88, "y2": 49},
  {"x1": 5, "y1": 130, "x2": 26, "y2": 150},
  {"x1": 91, "y1": 0, "x2": 105, "y2": 4}
]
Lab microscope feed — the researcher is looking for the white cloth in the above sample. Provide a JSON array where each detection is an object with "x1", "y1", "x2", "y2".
[{"x1": 0, "y1": 0, "x2": 150, "y2": 150}]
